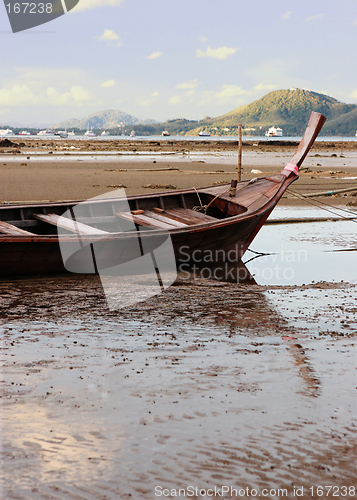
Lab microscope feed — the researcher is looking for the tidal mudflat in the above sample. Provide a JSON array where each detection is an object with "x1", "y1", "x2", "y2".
[
  {"x1": 1, "y1": 215, "x2": 356, "y2": 500},
  {"x1": 1, "y1": 139, "x2": 356, "y2": 499}
]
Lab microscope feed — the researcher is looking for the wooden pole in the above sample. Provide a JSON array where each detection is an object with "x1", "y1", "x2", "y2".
[{"x1": 238, "y1": 124, "x2": 242, "y2": 181}]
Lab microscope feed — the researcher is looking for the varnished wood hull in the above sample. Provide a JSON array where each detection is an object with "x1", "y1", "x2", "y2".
[{"x1": 0, "y1": 184, "x2": 281, "y2": 277}]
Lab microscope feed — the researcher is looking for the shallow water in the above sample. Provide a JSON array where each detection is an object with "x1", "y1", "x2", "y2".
[
  {"x1": 1, "y1": 219, "x2": 356, "y2": 499},
  {"x1": 245, "y1": 212, "x2": 357, "y2": 286}
]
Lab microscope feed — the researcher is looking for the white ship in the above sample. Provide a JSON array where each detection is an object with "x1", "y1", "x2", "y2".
[
  {"x1": 265, "y1": 126, "x2": 283, "y2": 137},
  {"x1": 101, "y1": 130, "x2": 110, "y2": 136},
  {"x1": 67, "y1": 131, "x2": 75, "y2": 136},
  {"x1": 85, "y1": 129, "x2": 97, "y2": 137},
  {"x1": 162, "y1": 130, "x2": 170, "y2": 136},
  {"x1": 19, "y1": 130, "x2": 31, "y2": 136},
  {"x1": 198, "y1": 131, "x2": 211, "y2": 137},
  {"x1": 355, "y1": 131, "x2": 357, "y2": 137},
  {"x1": 37, "y1": 129, "x2": 55, "y2": 136},
  {"x1": 130, "y1": 130, "x2": 136, "y2": 137},
  {"x1": 54, "y1": 130, "x2": 68, "y2": 138},
  {"x1": 0, "y1": 129, "x2": 14, "y2": 136}
]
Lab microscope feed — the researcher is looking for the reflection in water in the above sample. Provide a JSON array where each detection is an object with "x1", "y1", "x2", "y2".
[
  {"x1": 177, "y1": 259, "x2": 257, "y2": 284},
  {"x1": 0, "y1": 274, "x2": 355, "y2": 499},
  {"x1": 178, "y1": 259, "x2": 320, "y2": 398},
  {"x1": 282, "y1": 337, "x2": 321, "y2": 398}
]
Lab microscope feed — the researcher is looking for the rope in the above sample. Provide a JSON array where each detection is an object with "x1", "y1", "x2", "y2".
[
  {"x1": 287, "y1": 189, "x2": 357, "y2": 224},
  {"x1": 247, "y1": 248, "x2": 276, "y2": 256},
  {"x1": 192, "y1": 186, "x2": 231, "y2": 214}
]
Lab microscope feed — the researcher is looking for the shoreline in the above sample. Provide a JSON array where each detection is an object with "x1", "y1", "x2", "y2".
[{"x1": 1, "y1": 138, "x2": 357, "y2": 205}]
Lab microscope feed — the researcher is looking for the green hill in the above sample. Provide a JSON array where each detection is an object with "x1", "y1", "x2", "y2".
[
  {"x1": 187, "y1": 89, "x2": 357, "y2": 136},
  {"x1": 51, "y1": 89, "x2": 357, "y2": 136}
]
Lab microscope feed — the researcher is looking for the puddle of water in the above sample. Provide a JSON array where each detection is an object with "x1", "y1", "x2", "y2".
[{"x1": 245, "y1": 215, "x2": 357, "y2": 285}]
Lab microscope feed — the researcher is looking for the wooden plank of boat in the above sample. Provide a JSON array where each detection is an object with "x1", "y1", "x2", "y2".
[
  {"x1": 0, "y1": 221, "x2": 36, "y2": 236},
  {"x1": 33, "y1": 213, "x2": 110, "y2": 235},
  {"x1": 157, "y1": 207, "x2": 217, "y2": 225},
  {"x1": 144, "y1": 211, "x2": 188, "y2": 228},
  {"x1": 116, "y1": 211, "x2": 177, "y2": 230}
]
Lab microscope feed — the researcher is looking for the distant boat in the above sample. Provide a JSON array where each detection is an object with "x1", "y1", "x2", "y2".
[
  {"x1": 355, "y1": 131, "x2": 357, "y2": 137},
  {"x1": 199, "y1": 131, "x2": 211, "y2": 137},
  {"x1": 19, "y1": 131, "x2": 31, "y2": 136},
  {"x1": 37, "y1": 129, "x2": 55, "y2": 136},
  {"x1": 55, "y1": 131, "x2": 68, "y2": 138},
  {"x1": 265, "y1": 126, "x2": 283, "y2": 137},
  {"x1": 101, "y1": 131, "x2": 110, "y2": 136},
  {"x1": 162, "y1": 130, "x2": 170, "y2": 136},
  {"x1": 67, "y1": 131, "x2": 75, "y2": 136},
  {"x1": 85, "y1": 129, "x2": 97, "y2": 137},
  {"x1": 130, "y1": 130, "x2": 136, "y2": 137},
  {"x1": 0, "y1": 129, "x2": 14, "y2": 136}
]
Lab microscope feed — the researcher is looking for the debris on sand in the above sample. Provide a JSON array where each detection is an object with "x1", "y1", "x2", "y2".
[{"x1": 142, "y1": 184, "x2": 177, "y2": 189}]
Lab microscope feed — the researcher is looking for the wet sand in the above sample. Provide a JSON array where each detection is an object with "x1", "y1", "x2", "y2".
[
  {"x1": 1, "y1": 139, "x2": 357, "y2": 204},
  {"x1": 1, "y1": 139, "x2": 356, "y2": 499},
  {"x1": 1, "y1": 273, "x2": 356, "y2": 499}
]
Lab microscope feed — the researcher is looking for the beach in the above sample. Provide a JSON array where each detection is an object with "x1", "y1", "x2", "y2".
[
  {"x1": 1, "y1": 139, "x2": 357, "y2": 499},
  {"x1": 1, "y1": 139, "x2": 357, "y2": 204}
]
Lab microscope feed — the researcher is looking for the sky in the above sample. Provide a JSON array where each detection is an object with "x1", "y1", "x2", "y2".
[{"x1": 1, "y1": 0, "x2": 357, "y2": 126}]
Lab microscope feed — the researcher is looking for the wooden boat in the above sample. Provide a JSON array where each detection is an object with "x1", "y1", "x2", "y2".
[{"x1": 0, "y1": 112, "x2": 326, "y2": 277}]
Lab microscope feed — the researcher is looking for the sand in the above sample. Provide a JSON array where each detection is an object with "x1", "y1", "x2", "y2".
[{"x1": 1, "y1": 139, "x2": 357, "y2": 204}]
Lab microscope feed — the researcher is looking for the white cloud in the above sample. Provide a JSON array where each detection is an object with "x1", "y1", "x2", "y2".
[
  {"x1": 198, "y1": 85, "x2": 250, "y2": 107},
  {"x1": 305, "y1": 13, "x2": 324, "y2": 21},
  {"x1": 13, "y1": 67, "x2": 85, "y2": 86},
  {"x1": 199, "y1": 36, "x2": 208, "y2": 42},
  {"x1": 246, "y1": 59, "x2": 300, "y2": 89},
  {"x1": 97, "y1": 29, "x2": 122, "y2": 46},
  {"x1": 0, "y1": 85, "x2": 37, "y2": 106},
  {"x1": 101, "y1": 79, "x2": 115, "y2": 88},
  {"x1": 71, "y1": 86, "x2": 93, "y2": 102},
  {"x1": 169, "y1": 95, "x2": 182, "y2": 105},
  {"x1": 353, "y1": 19, "x2": 357, "y2": 25},
  {"x1": 136, "y1": 92, "x2": 159, "y2": 107},
  {"x1": 350, "y1": 89, "x2": 357, "y2": 98},
  {"x1": 196, "y1": 46, "x2": 239, "y2": 60},
  {"x1": 215, "y1": 85, "x2": 249, "y2": 99},
  {"x1": 0, "y1": 84, "x2": 96, "y2": 107},
  {"x1": 176, "y1": 79, "x2": 199, "y2": 90},
  {"x1": 147, "y1": 51, "x2": 163, "y2": 60},
  {"x1": 253, "y1": 82, "x2": 279, "y2": 91},
  {"x1": 70, "y1": 0, "x2": 124, "y2": 13},
  {"x1": 282, "y1": 11, "x2": 292, "y2": 19},
  {"x1": 137, "y1": 98, "x2": 153, "y2": 107},
  {"x1": 186, "y1": 90, "x2": 195, "y2": 96}
]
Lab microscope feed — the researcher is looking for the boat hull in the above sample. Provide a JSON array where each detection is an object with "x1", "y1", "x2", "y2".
[{"x1": 0, "y1": 203, "x2": 275, "y2": 277}]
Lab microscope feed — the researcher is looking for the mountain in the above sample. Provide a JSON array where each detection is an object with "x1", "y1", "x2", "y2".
[
  {"x1": 186, "y1": 89, "x2": 357, "y2": 136},
  {"x1": 53, "y1": 109, "x2": 157, "y2": 130}
]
